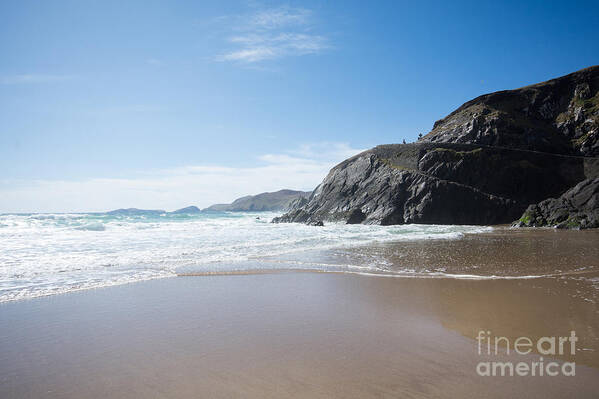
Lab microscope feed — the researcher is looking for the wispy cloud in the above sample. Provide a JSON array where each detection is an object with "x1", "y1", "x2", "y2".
[
  {"x1": 249, "y1": 7, "x2": 312, "y2": 29},
  {"x1": 0, "y1": 74, "x2": 74, "y2": 85},
  {"x1": 215, "y1": 6, "x2": 329, "y2": 64},
  {"x1": 287, "y1": 142, "x2": 364, "y2": 161},
  {"x1": 0, "y1": 142, "x2": 364, "y2": 213}
]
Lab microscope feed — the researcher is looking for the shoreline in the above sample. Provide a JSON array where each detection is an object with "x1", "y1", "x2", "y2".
[
  {"x1": 2, "y1": 227, "x2": 598, "y2": 397},
  {"x1": 2, "y1": 225, "x2": 599, "y2": 304}
]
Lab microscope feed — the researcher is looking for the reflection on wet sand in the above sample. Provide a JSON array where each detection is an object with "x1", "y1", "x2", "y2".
[
  {"x1": 322, "y1": 228, "x2": 599, "y2": 366},
  {"x1": 350, "y1": 275, "x2": 598, "y2": 367},
  {"x1": 1, "y1": 228, "x2": 598, "y2": 398}
]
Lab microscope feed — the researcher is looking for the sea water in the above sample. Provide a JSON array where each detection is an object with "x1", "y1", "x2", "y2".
[{"x1": 0, "y1": 211, "x2": 490, "y2": 302}]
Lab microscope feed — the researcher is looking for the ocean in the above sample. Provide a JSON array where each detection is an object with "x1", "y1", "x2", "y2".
[{"x1": 0, "y1": 211, "x2": 490, "y2": 302}]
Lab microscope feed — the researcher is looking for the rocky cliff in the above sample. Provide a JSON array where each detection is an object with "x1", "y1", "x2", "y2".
[
  {"x1": 204, "y1": 189, "x2": 311, "y2": 212},
  {"x1": 514, "y1": 178, "x2": 599, "y2": 229},
  {"x1": 423, "y1": 66, "x2": 599, "y2": 156},
  {"x1": 273, "y1": 143, "x2": 599, "y2": 225},
  {"x1": 274, "y1": 66, "x2": 599, "y2": 227}
]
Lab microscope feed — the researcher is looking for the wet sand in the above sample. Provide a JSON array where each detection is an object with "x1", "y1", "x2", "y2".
[{"x1": 1, "y1": 228, "x2": 599, "y2": 398}]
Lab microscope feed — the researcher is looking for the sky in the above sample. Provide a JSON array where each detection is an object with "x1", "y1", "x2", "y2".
[{"x1": 1, "y1": 0, "x2": 598, "y2": 212}]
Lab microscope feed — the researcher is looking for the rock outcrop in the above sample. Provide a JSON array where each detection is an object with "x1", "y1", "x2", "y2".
[
  {"x1": 514, "y1": 178, "x2": 599, "y2": 229},
  {"x1": 274, "y1": 66, "x2": 599, "y2": 227},
  {"x1": 422, "y1": 66, "x2": 599, "y2": 156},
  {"x1": 273, "y1": 143, "x2": 599, "y2": 225},
  {"x1": 204, "y1": 189, "x2": 311, "y2": 212}
]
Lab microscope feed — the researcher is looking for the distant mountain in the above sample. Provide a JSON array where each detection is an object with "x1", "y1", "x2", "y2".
[
  {"x1": 106, "y1": 206, "x2": 202, "y2": 215},
  {"x1": 170, "y1": 206, "x2": 201, "y2": 214},
  {"x1": 204, "y1": 190, "x2": 312, "y2": 212}
]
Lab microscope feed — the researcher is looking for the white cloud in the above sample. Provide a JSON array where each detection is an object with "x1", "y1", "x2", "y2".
[
  {"x1": 0, "y1": 74, "x2": 74, "y2": 85},
  {"x1": 218, "y1": 47, "x2": 277, "y2": 63},
  {"x1": 249, "y1": 7, "x2": 311, "y2": 29},
  {"x1": 215, "y1": 6, "x2": 329, "y2": 64},
  {"x1": 288, "y1": 142, "x2": 364, "y2": 161},
  {"x1": 0, "y1": 143, "x2": 365, "y2": 213}
]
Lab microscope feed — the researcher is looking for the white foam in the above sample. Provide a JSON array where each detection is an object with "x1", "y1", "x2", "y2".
[
  {"x1": 0, "y1": 212, "x2": 492, "y2": 302},
  {"x1": 351, "y1": 271, "x2": 557, "y2": 280}
]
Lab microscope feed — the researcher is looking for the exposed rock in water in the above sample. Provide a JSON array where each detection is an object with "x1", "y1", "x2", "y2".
[
  {"x1": 514, "y1": 178, "x2": 599, "y2": 229},
  {"x1": 307, "y1": 220, "x2": 324, "y2": 227}
]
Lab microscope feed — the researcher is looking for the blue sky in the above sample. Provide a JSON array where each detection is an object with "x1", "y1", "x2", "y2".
[{"x1": 1, "y1": 0, "x2": 598, "y2": 212}]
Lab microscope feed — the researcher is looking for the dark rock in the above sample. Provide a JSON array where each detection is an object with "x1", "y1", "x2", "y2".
[
  {"x1": 346, "y1": 209, "x2": 366, "y2": 224},
  {"x1": 308, "y1": 220, "x2": 324, "y2": 226},
  {"x1": 422, "y1": 66, "x2": 599, "y2": 157},
  {"x1": 575, "y1": 82, "x2": 591, "y2": 100},
  {"x1": 272, "y1": 142, "x2": 599, "y2": 226},
  {"x1": 514, "y1": 178, "x2": 599, "y2": 229},
  {"x1": 274, "y1": 66, "x2": 599, "y2": 227},
  {"x1": 286, "y1": 196, "x2": 309, "y2": 212}
]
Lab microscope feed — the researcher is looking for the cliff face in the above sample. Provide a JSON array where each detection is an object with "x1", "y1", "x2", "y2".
[
  {"x1": 514, "y1": 178, "x2": 599, "y2": 229},
  {"x1": 274, "y1": 66, "x2": 599, "y2": 227},
  {"x1": 423, "y1": 66, "x2": 599, "y2": 156},
  {"x1": 273, "y1": 143, "x2": 599, "y2": 225},
  {"x1": 204, "y1": 190, "x2": 311, "y2": 212}
]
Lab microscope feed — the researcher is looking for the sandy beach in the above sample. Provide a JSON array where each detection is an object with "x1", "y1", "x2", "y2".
[
  {"x1": 4, "y1": 2, "x2": 599, "y2": 397},
  {"x1": 1, "y1": 228, "x2": 598, "y2": 398}
]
